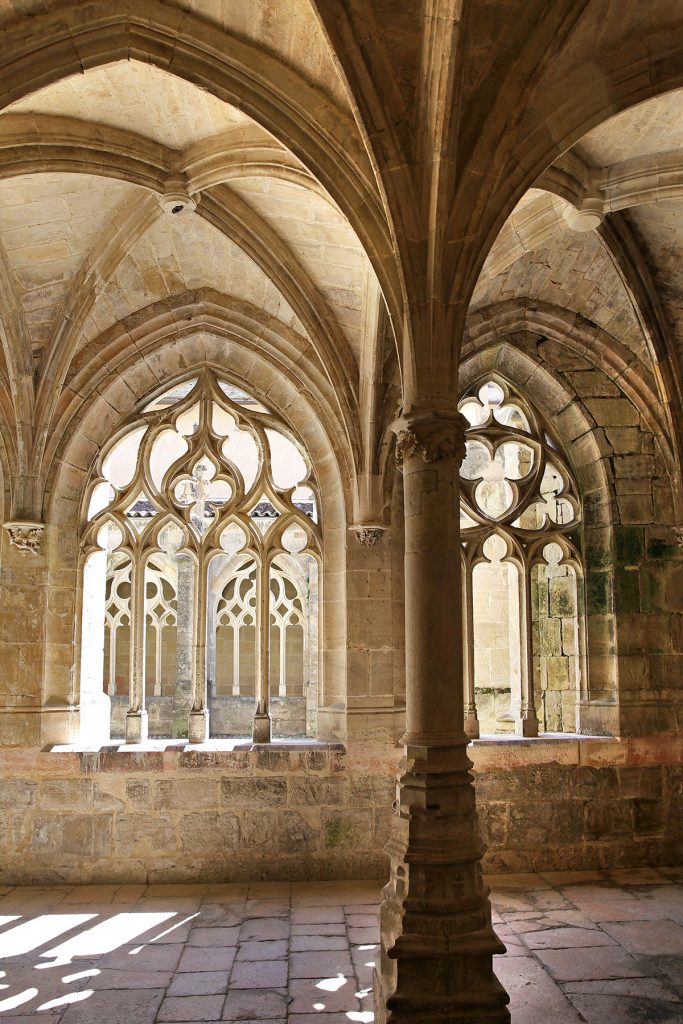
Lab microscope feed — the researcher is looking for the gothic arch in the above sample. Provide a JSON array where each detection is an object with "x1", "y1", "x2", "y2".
[
  {"x1": 459, "y1": 338, "x2": 676, "y2": 737},
  {"x1": 42, "y1": 292, "x2": 359, "y2": 520},
  {"x1": 463, "y1": 299, "x2": 677, "y2": 493},
  {"x1": 44, "y1": 333, "x2": 352, "y2": 742}
]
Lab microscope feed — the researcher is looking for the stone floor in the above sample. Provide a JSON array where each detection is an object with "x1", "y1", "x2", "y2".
[{"x1": 0, "y1": 868, "x2": 682, "y2": 1022}]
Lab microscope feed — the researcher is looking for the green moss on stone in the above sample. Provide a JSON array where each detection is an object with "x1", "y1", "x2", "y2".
[
  {"x1": 639, "y1": 567, "x2": 667, "y2": 613},
  {"x1": 646, "y1": 537, "x2": 679, "y2": 561},
  {"x1": 614, "y1": 567, "x2": 640, "y2": 613},
  {"x1": 614, "y1": 526, "x2": 644, "y2": 565},
  {"x1": 586, "y1": 570, "x2": 613, "y2": 615},
  {"x1": 325, "y1": 817, "x2": 354, "y2": 847}
]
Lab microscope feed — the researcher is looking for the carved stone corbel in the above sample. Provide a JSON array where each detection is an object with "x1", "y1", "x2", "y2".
[
  {"x1": 352, "y1": 525, "x2": 386, "y2": 546},
  {"x1": 3, "y1": 520, "x2": 44, "y2": 554}
]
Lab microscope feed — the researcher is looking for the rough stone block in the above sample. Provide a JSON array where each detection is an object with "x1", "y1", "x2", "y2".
[
  {"x1": 572, "y1": 766, "x2": 619, "y2": 799},
  {"x1": 39, "y1": 779, "x2": 93, "y2": 809},
  {"x1": 252, "y1": 748, "x2": 293, "y2": 773},
  {"x1": 474, "y1": 771, "x2": 526, "y2": 801},
  {"x1": 613, "y1": 454, "x2": 654, "y2": 478},
  {"x1": 179, "y1": 812, "x2": 240, "y2": 851},
  {"x1": 584, "y1": 399, "x2": 640, "y2": 427},
  {"x1": 114, "y1": 813, "x2": 178, "y2": 857},
  {"x1": 288, "y1": 776, "x2": 349, "y2": 807},
  {"x1": 350, "y1": 774, "x2": 396, "y2": 807},
  {"x1": 239, "y1": 811, "x2": 278, "y2": 849},
  {"x1": 545, "y1": 657, "x2": 570, "y2": 690},
  {"x1": 478, "y1": 803, "x2": 510, "y2": 847},
  {"x1": 221, "y1": 777, "x2": 287, "y2": 807},
  {"x1": 615, "y1": 614, "x2": 669, "y2": 654},
  {"x1": 615, "y1": 567, "x2": 640, "y2": 613},
  {"x1": 0, "y1": 778, "x2": 37, "y2": 808},
  {"x1": 584, "y1": 801, "x2": 632, "y2": 839},
  {"x1": 586, "y1": 571, "x2": 613, "y2": 615},
  {"x1": 617, "y1": 493, "x2": 654, "y2": 525},
  {"x1": 126, "y1": 778, "x2": 152, "y2": 808},
  {"x1": 665, "y1": 566, "x2": 683, "y2": 612},
  {"x1": 295, "y1": 749, "x2": 328, "y2": 772},
  {"x1": 276, "y1": 810, "x2": 319, "y2": 854},
  {"x1": 631, "y1": 799, "x2": 664, "y2": 835},
  {"x1": 155, "y1": 779, "x2": 220, "y2": 810},
  {"x1": 549, "y1": 578, "x2": 575, "y2": 619},
  {"x1": 618, "y1": 766, "x2": 662, "y2": 800},
  {"x1": 322, "y1": 809, "x2": 373, "y2": 849},
  {"x1": 605, "y1": 427, "x2": 639, "y2": 454},
  {"x1": 639, "y1": 566, "x2": 667, "y2": 613}
]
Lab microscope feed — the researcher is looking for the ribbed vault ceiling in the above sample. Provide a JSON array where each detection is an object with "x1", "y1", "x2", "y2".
[{"x1": 1, "y1": 0, "x2": 683, "y2": 525}]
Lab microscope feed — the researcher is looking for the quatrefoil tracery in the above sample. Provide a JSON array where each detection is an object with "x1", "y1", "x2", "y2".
[
  {"x1": 82, "y1": 371, "x2": 321, "y2": 563},
  {"x1": 458, "y1": 379, "x2": 581, "y2": 545}
]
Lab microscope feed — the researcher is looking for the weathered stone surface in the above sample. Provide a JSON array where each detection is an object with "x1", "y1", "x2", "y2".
[{"x1": 0, "y1": 738, "x2": 677, "y2": 883}]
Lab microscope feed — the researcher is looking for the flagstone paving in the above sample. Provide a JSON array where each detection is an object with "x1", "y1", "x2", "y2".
[{"x1": 0, "y1": 868, "x2": 681, "y2": 1021}]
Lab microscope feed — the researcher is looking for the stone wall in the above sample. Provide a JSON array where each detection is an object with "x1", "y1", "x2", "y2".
[{"x1": 0, "y1": 736, "x2": 680, "y2": 885}]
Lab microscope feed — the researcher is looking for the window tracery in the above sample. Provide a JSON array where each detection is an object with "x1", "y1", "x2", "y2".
[
  {"x1": 80, "y1": 370, "x2": 321, "y2": 744},
  {"x1": 459, "y1": 379, "x2": 584, "y2": 737}
]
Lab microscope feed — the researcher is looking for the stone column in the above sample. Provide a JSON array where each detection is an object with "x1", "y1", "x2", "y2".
[
  {"x1": 516, "y1": 565, "x2": 539, "y2": 737},
  {"x1": 462, "y1": 562, "x2": 480, "y2": 739},
  {"x1": 79, "y1": 550, "x2": 110, "y2": 745},
  {"x1": 374, "y1": 409, "x2": 509, "y2": 1024},
  {"x1": 107, "y1": 627, "x2": 116, "y2": 697},
  {"x1": 305, "y1": 557, "x2": 319, "y2": 738},
  {"x1": 125, "y1": 559, "x2": 148, "y2": 743},
  {"x1": 189, "y1": 557, "x2": 209, "y2": 742},
  {"x1": 176, "y1": 555, "x2": 194, "y2": 697},
  {"x1": 154, "y1": 626, "x2": 162, "y2": 697},
  {"x1": 253, "y1": 558, "x2": 272, "y2": 742}
]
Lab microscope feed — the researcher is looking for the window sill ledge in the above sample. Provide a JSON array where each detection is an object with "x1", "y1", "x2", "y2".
[
  {"x1": 48, "y1": 733, "x2": 614, "y2": 755},
  {"x1": 471, "y1": 732, "x2": 613, "y2": 745},
  {"x1": 48, "y1": 737, "x2": 342, "y2": 754}
]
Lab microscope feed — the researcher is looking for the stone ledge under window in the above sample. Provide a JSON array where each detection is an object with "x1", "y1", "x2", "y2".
[
  {"x1": 29, "y1": 731, "x2": 682, "y2": 773},
  {"x1": 49, "y1": 737, "x2": 338, "y2": 754}
]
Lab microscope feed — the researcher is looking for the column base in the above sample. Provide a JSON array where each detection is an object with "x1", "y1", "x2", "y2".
[
  {"x1": 252, "y1": 711, "x2": 272, "y2": 743},
  {"x1": 464, "y1": 708, "x2": 480, "y2": 740},
  {"x1": 374, "y1": 966, "x2": 510, "y2": 1024},
  {"x1": 515, "y1": 711, "x2": 539, "y2": 737},
  {"x1": 189, "y1": 708, "x2": 209, "y2": 743},
  {"x1": 374, "y1": 739, "x2": 510, "y2": 1024},
  {"x1": 125, "y1": 710, "x2": 148, "y2": 743}
]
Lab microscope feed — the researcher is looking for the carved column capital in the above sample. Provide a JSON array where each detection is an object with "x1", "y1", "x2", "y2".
[
  {"x1": 3, "y1": 520, "x2": 44, "y2": 554},
  {"x1": 393, "y1": 411, "x2": 468, "y2": 467},
  {"x1": 351, "y1": 525, "x2": 386, "y2": 546}
]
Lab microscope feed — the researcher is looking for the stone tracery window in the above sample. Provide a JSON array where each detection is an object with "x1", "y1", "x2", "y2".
[
  {"x1": 79, "y1": 370, "x2": 321, "y2": 744},
  {"x1": 459, "y1": 379, "x2": 585, "y2": 736}
]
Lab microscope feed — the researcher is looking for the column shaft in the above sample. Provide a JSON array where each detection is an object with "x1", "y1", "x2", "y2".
[
  {"x1": 374, "y1": 412, "x2": 509, "y2": 1024},
  {"x1": 79, "y1": 550, "x2": 110, "y2": 745},
  {"x1": 253, "y1": 558, "x2": 272, "y2": 742},
  {"x1": 125, "y1": 559, "x2": 148, "y2": 743},
  {"x1": 189, "y1": 557, "x2": 209, "y2": 742},
  {"x1": 516, "y1": 564, "x2": 539, "y2": 736},
  {"x1": 463, "y1": 563, "x2": 479, "y2": 739}
]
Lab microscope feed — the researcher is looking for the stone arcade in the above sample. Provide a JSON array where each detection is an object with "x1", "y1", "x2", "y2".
[{"x1": 0, "y1": 2, "x2": 682, "y2": 1022}]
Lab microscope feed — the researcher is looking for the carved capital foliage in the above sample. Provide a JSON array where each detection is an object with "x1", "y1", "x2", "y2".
[
  {"x1": 394, "y1": 413, "x2": 468, "y2": 467},
  {"x1": 675, "y1": 526, "x2": 683, "y2": 549},
  {"x1": 3, "y1": 520, "x2": 44, "y2": 554},
  {"x1": 353, "y1": 525, "x2": 385, "y2": 546}
]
